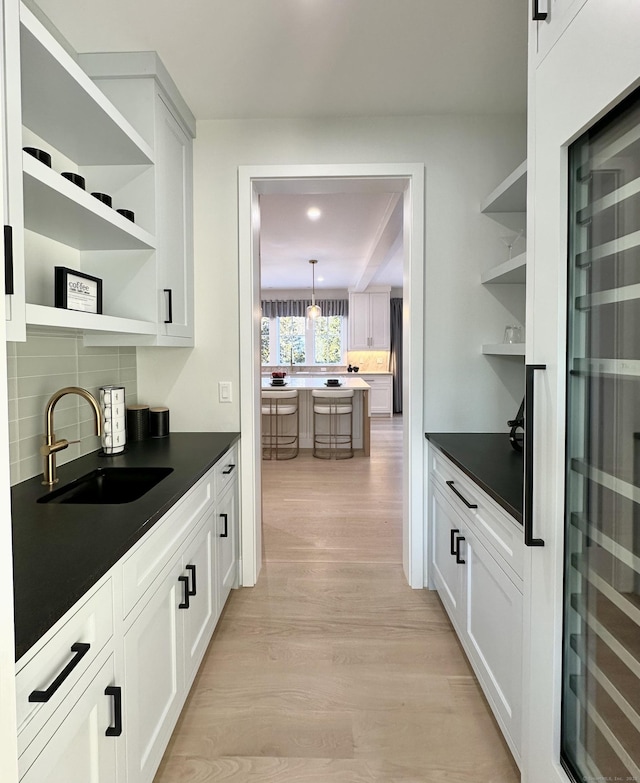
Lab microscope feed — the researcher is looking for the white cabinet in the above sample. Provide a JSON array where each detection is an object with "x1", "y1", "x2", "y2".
[
  {"x1": 428, "y1": 447, "x2": 523, "y2": 764},
  {"x1": 359, "y1": 374, "x2": 392, "y2": 416},
  {"x1": 123, "y1": 557, "x2": 183, "y2": 783},
  {"x1": 19, "y1": 656, "x2": 120, "y2": 783},
  {"x1": 15, "y1": 441, "x2": 241, "y2": 783},
  {"x1": 348, "y1": 290, "x2": 390, "y2": 350},
  {"x1": 3, "y1": 6, "x2": 195, "y2": 344}
]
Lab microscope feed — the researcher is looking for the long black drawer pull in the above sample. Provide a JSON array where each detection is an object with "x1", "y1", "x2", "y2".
[
  {"x1": 450, "y1": 528, "x2": 460, "y2": 556},
  {"x1": 186, "y1": 564, "x2": 197, "y2": 596},
  {"x1": 220, "y1": 512, "x2": 228, "y2": 538},
  {"x1": 445, "y1": 481, "x2": 478, "y2": 509},
  {"x1": 164, "y1": 288, "x2": 173, "y2": 324},
  {"x1": 525, "y1": 364, "x2": 546, "y2": 547},
  {"x1": 105, "y1": 686, "x2": 122, "y2": 737},
  {"x1": 222, "y1": 464, "x2": 236, "y2": 475},
  {"x1": 29, "y1": 642, "x2": 91, "y2": 702},
  {"x1": 178, "y1": 575, "x2": 190, "y2": 609},
  {"x1": 4, "y1": 225, "x2": 14, "y2": 295},
  {"x1": 455, "y1": 536, "x2": 466, "y2": 565}
]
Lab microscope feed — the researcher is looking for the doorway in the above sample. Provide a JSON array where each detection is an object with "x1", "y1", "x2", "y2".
[{"x1": 238, "y1": 163, "x2": 425, "y2": 589}]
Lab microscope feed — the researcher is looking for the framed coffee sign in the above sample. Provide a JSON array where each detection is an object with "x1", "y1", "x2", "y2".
[{"x1": 55, "y1": 267, "x2": 103, "y2": 314}]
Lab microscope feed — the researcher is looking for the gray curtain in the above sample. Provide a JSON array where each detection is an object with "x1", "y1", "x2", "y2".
[
  {"x1": 261, "y1": 299, "x2": 348, "y2": 317},
  {"x1": 390, "y1": 298, "x2": 403, "y2": 414}
]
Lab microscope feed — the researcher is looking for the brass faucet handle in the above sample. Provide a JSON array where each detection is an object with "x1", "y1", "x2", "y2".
[{"x1": 40, "y1": 438, "x2": 71, "y2": 457}]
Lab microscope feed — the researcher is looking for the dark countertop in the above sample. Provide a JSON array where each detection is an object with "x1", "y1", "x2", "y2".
[
  {"x1": 11, "y1": 432, "x2": 239, "y2": 662},
  {"x1": 425, "y1": 432, "x2": 524, "y2": 524}
]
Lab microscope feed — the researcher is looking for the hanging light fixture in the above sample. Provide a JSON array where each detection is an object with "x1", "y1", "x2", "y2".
[{"x1": 306, "y1": 259, "x2": 322, "y2": 326}]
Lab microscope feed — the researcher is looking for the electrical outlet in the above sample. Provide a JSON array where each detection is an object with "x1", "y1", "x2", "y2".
[{"x1": 218, "y1": 381, "x2": 232, "y2": 403}]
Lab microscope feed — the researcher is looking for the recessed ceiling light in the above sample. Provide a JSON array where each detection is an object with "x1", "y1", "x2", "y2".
[{"x1": 307, "y1": 207, "x2": 321, "y2": 221}]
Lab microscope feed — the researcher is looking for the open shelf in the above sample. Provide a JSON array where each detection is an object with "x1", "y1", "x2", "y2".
[
  {"x1": 22, "y1": 153, "x2": 155, "y2": 250},
  {"x1": 481, "y1": 161, "x2": 527, "y2": 213},
  {"x1": 19, "y1": 3, "x2": 153, "y2": 165},
  {"x1": 481, "y1": 343, "x2": 525, "y2": 356},
  {"x1": 25, "y1": 303, "x2": 157, "y2": 335},
  {"x1": 481, "y1": 252, "x2": 526, "y2": 284}
]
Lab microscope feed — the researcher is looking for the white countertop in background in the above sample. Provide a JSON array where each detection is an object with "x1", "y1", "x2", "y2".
[{"x1": 261, "y1": 376, "x2": 370, "y2": 390}]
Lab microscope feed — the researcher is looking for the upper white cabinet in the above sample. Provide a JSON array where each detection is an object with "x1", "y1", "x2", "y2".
[
  {"x1": 348, "y1": 289, "x2": 390, "y2": 350},
  {"x1": 532, "y1": 0, "x2": 589, "y2": 66},
  {"x1": 480, "y1": 161, "x2": 527, "y2": 358},
  {"x1": 3, "y1": 3, "x2": 195, "y2": 345}
]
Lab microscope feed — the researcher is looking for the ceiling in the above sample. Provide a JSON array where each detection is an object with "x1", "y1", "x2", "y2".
[{"x1": 33, "y1": 0, "x2": 527, "y2": 292}]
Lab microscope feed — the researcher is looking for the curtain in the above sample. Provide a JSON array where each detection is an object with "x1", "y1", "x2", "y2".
[
  {"x1": 261, "y1": 299, "x2": 348, "y2": 317},
  {"x1": 390, "y1": 298, "x2": 403, "y2": 414}
]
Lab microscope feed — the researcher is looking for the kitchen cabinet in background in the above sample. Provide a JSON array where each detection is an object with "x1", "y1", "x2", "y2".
[
  {"x1": 428, "y1": 445, "x2": 523, "y2": 765},
  {"x1": 359, "y1": 373, "x2": 392, "y2": 416},
  {"x1": 348, "y1": 289, "x2": 390, "y2": 350}
]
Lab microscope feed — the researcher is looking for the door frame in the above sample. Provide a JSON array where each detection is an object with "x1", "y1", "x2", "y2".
[{"x1": 237, "y1": 163, "x2": 425, "y2": 588}]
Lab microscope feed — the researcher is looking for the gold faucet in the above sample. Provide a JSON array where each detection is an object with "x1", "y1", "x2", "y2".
[{"x1": 41, "y1": 387, "x2": 103, "y2": 486}]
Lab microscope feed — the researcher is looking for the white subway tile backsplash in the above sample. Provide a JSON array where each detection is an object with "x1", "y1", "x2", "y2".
[{"x1": 8, "y1": 330, "x2": 137, "y2": 484}]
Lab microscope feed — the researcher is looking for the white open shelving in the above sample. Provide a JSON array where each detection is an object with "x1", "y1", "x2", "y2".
[
  {"x1": 481, "y1": 343, "x2": 526, "y2": 356},
  {"x1": 481, "y1": 251, "x2": 526, "y2": 284},
  {"x1": 22, "y1": 153, "x2": 155, "y2": 251},
  {"x1": 25, "y1": 304, "x2": 157, "y2": 335},
  {"x1": 481, "y1": 160, "x2": 527, "y2": 214}
]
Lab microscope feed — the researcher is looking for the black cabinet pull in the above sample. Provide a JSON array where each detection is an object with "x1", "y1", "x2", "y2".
[
  {"x1": 220, "y1": 512, "x2": 228, "y2": 538},
  {"x1": 445, "y1": 481, "x2": 478, "y2": 509},
  {"x1": 105, "y1": 686, "x2": 122, "y2": 737},
  {"x1": 28, "y1": 642, "x2": 91, "y2": 702},
  {"x1": 186, "y1": 564, "x2": 197, "y2": 596},
  {"x1": 525, "y1": 364, "x2": 546, "y2": 547},
  {"x1": 163, "y1": 288, "x2": 173, "y2": 324},
  {"x1": 178, "y1": 575, "x2": 190, "y2": 609},
  {"x1": 450, "y1": 528, "x2": 460, "y2": 556},
  {"x1": 455, "y1": 535, "x2": 466, "y2": 565},
  {"x1": 532, "y1": 0, "x2": 548, "y2": 20},
  {"x1": 4, "y1": 225, "x2": 14, "y2": 295},
  {"x1": 222, "y1": 464, "x2": 236, "y2": 475}
]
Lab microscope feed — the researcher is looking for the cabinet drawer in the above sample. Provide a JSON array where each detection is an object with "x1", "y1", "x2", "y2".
[
  {"x1": 121, "y1": 467, "x2": 214, "y2": 617},
  {"x1": 15, "y1": 578, "x2": 113, "y2": 756},
  {"x1": 214, "y1": 443, "x2": 238, "y2": 497},
  {"x1": 431, "y1": 450, "x2": 523, "y2": 581}
]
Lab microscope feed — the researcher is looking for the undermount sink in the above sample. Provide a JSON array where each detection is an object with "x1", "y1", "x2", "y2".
[{"x1": 38, "y1": 467, "x2": 173, "y2": 505}]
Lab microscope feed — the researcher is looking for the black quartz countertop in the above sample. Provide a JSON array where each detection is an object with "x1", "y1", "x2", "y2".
[
  {"x1": 11, "y1": 432, "x2": 239, "y2": 662},
  {"x1": 425, "y1": 432, "x2": 524, "y2": 524}
]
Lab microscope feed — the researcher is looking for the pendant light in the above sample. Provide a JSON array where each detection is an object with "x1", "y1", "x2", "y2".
[{"x1": 306, "y1": 259, "x2": 321, "y2": 327}]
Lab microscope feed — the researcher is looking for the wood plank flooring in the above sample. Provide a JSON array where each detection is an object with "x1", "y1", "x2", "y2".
[{"x1": 154, "y1": 417, "x2": 520, "y2": 782}]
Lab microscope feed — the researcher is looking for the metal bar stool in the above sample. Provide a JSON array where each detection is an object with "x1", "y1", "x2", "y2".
[
  {"x1": 261, "y1": 390, "x2": 299, "y2": 460},
  {"x1": 312, "y1": 389, "x2": 354, "y2": 460}
]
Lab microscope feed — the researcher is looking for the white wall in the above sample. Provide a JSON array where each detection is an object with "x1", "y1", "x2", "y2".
[{"x1": 137, "y1": 113, "x2": 526, "y2": 433}]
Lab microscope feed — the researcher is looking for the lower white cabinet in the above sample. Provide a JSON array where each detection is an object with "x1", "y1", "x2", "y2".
[
  {"x1": 16, "y1": 442, "x2": 240, "y2": 783},
  {"x1": 360, "y1": 374, "x2": 393, "y2": 417},
  {"x1": 19, "y1": 655, "x2": 120, "y2": 783},
  {"x1": 429, "y1": 447, "x2": 523, "y2": 765}
]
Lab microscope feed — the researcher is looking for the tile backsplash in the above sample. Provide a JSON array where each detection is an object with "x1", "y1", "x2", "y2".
[{"x1": 7, "y1": 329, "x2": 137, "y2": 485}]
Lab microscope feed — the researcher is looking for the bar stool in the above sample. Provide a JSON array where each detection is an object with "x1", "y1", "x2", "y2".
[
  {"x1": 261, "y1": 390, "x2": 299, "y2": 460},
  {"x1": 312, "y1": 389, "x2": 354, "y2": 460}
]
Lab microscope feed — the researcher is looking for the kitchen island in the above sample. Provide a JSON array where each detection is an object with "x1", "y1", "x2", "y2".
[{"x1": 261, "y1": 376, "x2": 371, "y2": 455}]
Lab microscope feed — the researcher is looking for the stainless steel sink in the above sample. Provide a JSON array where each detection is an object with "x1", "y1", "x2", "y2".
[{"x1": 38, "y1": 467, "x2": 173, "y2": 505}]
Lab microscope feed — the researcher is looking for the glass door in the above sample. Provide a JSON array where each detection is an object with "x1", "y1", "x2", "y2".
[{"x1": 562, "y1": 87, "x2": 640, "y2": 782}]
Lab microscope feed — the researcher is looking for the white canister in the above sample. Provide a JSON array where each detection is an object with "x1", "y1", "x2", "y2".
[{"x1": 100, "y1": 386, "x2": 126, "y2": 454}]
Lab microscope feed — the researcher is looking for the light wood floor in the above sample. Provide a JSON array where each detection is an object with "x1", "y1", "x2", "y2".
[{"x1": 154, "y1": 417, "x2": 520, "y2": 782}]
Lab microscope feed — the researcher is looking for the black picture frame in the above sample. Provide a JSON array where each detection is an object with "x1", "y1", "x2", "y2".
[{"x1": 55, "y1": 267, "x2": 103, "y2": 314}]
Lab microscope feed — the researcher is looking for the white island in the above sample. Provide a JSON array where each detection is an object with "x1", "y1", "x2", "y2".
[{"x1": 260, "y1": 376, "x2": 371, "y2": 455}]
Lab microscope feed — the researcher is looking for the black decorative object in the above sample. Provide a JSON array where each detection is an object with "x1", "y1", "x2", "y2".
[
  {"x1": 126, "y1": 405, "x2": 150, "y2": 441},
  {"x1": 116, "y1": 209, "x2": 135, "y2": 222},
  {"x1": 91, "y1": 192, "x2": 112, "y2": 207},
  {"x1": 23, "y1": 147, "x2": 51, "y2": 166},
  {"x1": 508, "y1": 397, "x2": 525, "y2": 453},
  {"x1": 61, "y1": 172, "x2": 85, "y2": 189},
  {"x1": 149, "y1": 407, "x2": 170, "y2": 438},
  {"x1": 55, "y1": 266, "x2": 102, "y2": 314}
]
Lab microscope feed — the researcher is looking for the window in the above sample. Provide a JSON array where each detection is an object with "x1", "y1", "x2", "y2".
[{"x1": 261, "y1": 315, "x2": 345, "y2": 366}]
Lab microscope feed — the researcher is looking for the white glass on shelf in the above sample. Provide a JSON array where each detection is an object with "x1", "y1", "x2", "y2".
[{"x1": 499, "y1": 229, "x2": 524, "y2": 260}]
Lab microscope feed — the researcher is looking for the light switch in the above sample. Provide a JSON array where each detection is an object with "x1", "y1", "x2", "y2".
[{"x1": 219, "y1": 381, "x2": 232, "y2": 403}]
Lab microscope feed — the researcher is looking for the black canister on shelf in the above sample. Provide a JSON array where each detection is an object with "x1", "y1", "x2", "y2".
[
  {"x1": 61, "y1": 172, "x2": 85, "y2": 189},
  {"x1": 91, "y1": 192, "x2": 112, "y2": 207},
  {"x1": 149, "y1": 407, "x2": 170, "y2": 438},
  {"x1": 126, "y1": 405, "x2": 150, "y2": 441},
  {"x1": 116, "y1": 209, "x2": 135, "y2": 222},
  {"x1": 23, "y1": 147, "x2": 51, "y2": 166}
]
